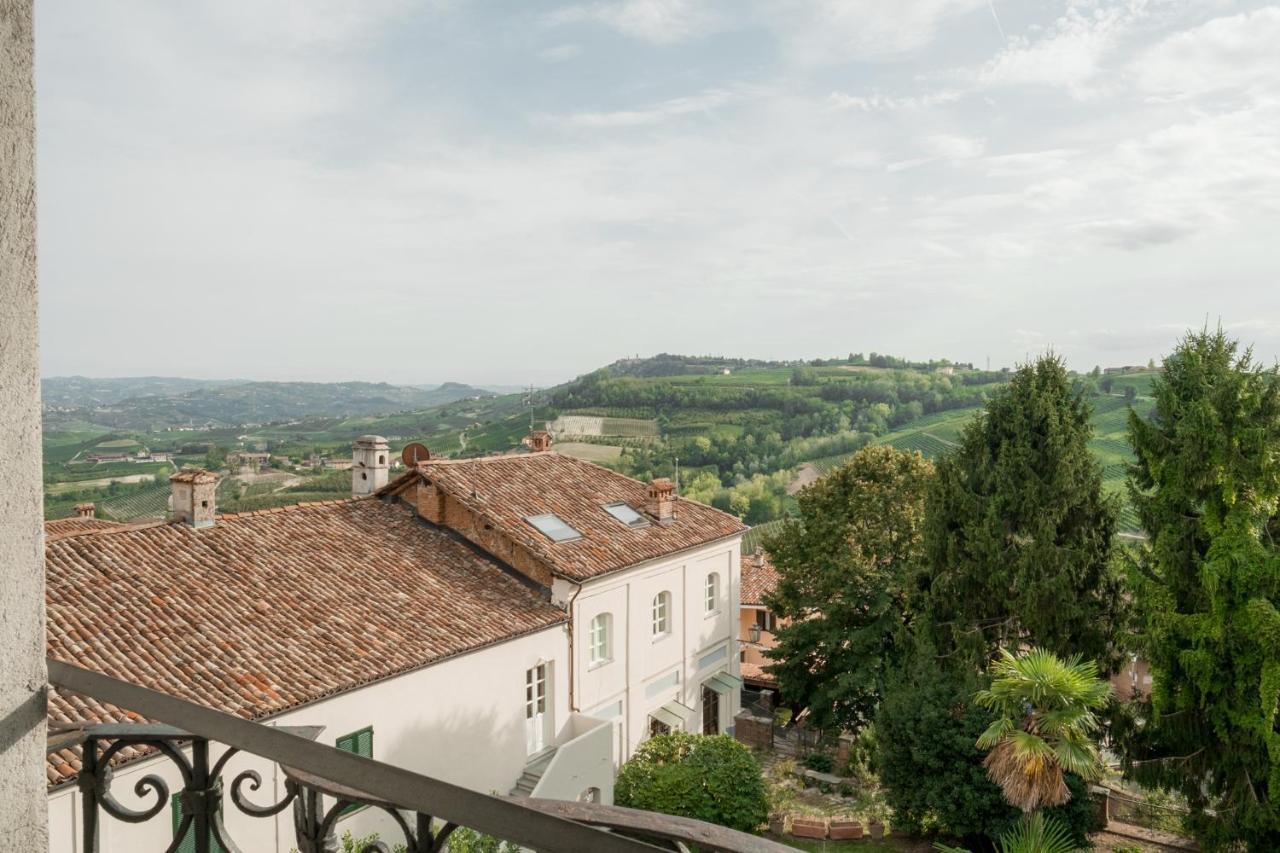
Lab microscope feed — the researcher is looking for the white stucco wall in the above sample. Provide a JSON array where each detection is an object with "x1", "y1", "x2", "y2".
[
  {"x1": 46, "y1": 624, "x2": 581, "y2": 852},
  {"x1": 568, "y1": 536, "x2": 743, "y2": 761},
  {"x1": 0, "y1": 0, "x2": 46, "y2": 843}
]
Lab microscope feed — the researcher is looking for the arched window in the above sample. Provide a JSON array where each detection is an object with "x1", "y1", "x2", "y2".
[
  {"x1": 652, "y1": 592, "x2": 671, "y2": 637},
  {"x1": 589, "y1": 613, "x2": 612, "y2": 665},
  {"x1": 704, "y1": 572, "x2": 720, "y2": 613}
]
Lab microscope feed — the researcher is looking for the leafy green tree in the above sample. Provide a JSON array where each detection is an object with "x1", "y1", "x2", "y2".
[
  {"x1": 614, "y1": 733, "x2": 768, "y2": 833},
  {"x1": 1119, "y1": 329, "x2": 1280, "y2": 850},
  {"x1": 876, "y1": 651, "x2": 1100, "y2": 847},
  {"x1": 975, "y1": 648, "x2": 1110, "y2": 813},
  {"x1": 763, "y1": 445, "x2": 933, "y2": 732},
  {"x1": 916, "y1": 355, "x2": 1126, "y2": 671}
]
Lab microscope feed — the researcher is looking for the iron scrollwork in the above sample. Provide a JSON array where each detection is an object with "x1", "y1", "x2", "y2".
[{"x1": 69, "y1": 724, "x2": 462, "y2": 852}]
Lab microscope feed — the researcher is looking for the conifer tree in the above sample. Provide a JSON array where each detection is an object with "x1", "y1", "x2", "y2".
[
  {"x1": 916, "y1": 355, "x2": 1126, "y2": 669},
  {"x1": 1120, "y1": 329, "x2": 1280, "y2": 850}
]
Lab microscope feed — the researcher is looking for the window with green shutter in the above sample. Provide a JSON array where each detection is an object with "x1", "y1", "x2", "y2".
[
  {"x1": 171, "y1": 792, "x2": 225, "y2": 853},
  {"x1": 335, "y1": 727, "x2": 374, "y2": 813},
  {"x1": 335, "y1": 726, "x2": 373, "y2": 758}
]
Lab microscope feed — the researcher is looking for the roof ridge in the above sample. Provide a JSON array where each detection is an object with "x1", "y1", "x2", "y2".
[
  {"x1": 45, "y1": 518, "x2": 171, "y2": 543},
  {"x1": 217, "y1": 496, "x2": 366, "y2": 520}
]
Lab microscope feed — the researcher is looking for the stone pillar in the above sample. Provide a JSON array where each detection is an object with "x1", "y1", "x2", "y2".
[
  {"x1": 733, "y1": 711, "x2": 773, "y2": 750},
  {"x1": 0, "y1": 0, "x2": 47, "y2": 843}
]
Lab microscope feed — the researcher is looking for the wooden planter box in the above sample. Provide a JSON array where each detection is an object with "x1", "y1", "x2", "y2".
[
  {"x1": 768, "y1": 814, "x2": 786, "y2": 836},
  {"x1": 829, "y1": 819, "x2": 863, "y2": 840},
  {"x1": 790, "y1": 818, "x2": 828, "y2": 839}
]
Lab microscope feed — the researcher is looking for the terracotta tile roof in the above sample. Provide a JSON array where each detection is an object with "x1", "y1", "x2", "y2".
[
  {"x1": 44, "y1": 517, "x2": 127, "y2": 538},
  {"x1": 168, "y1": 468, "x2": 218, "y2": 484},
  {"x1": 388, "y1": 453, "x2": 747, "y2": 582},
  {"x1": 741, "y1": 550, "x2": 779, "y2": 606},
  {"x1": 45, "y1": 498, "x2": 565, "y2": 786},
  {"x1": 740, "y1": 661, "x2": 778, "y2": 686}
]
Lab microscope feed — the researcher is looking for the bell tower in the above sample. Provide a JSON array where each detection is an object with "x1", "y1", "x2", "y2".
[{"x1": 352, "y1": 435, "x2": 390, "y2": 496}]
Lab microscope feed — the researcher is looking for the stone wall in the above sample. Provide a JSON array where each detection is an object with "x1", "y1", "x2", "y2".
[
  {"x1": 734, "y1": 711, "x2": 773, "y2": 750},
  {"x1": 0, "y1": 0, "x2": 47, "y2": 842}
]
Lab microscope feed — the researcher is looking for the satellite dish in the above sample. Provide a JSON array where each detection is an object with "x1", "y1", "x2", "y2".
[{"x1": 402, "y1": 443, "x2": 431, "y2": 467}]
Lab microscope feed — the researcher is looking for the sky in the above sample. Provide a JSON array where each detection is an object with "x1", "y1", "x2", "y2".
[{"x1": 36, "y1": 0, "x2": 1280, "y2": 386}]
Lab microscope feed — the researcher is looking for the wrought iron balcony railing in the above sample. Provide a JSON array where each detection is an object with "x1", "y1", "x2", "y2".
[{"x1": 48, "y1": 660, "x2": 790, "y2": 853}]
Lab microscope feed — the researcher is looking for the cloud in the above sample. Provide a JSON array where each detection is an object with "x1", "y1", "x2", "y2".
[
  {"x1": 548, "y1": 0, "x2": 718, "y2": 44},
  {"x1": 539, "y1": 43, "x2": 582, "y2": 62},
  {"x1": 927, "y1": 134, "x2": 986, "y2": 160},
  {"x1": 1075, "y1": 217, "x2": 1200, "y2": 251},
  {"x1": 828, "y1": 89, "x2": 962, "y2": 112},
  {"x1": 1131, "y1": 7, "x2": 1280, "y2": 99},
  {"x1": 784, "y1": 0, "x2": 989, "y2": 63},
  {"x1": 980, "y1": 0, "x2": 1148, "y2": 98},
  {"x1": 540, "y1": 88, "x2": 740, "y2": 128}
]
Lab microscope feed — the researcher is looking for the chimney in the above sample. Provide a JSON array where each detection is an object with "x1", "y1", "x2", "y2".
[
  {"x1": 169, "y1": 468, "x2": 218, "y2": 528},
  {"x1": 74, "y1": 502, "x2": 95, "y2": 519},
  {"x1": 352, "y1": 435, "x2": 390, "y2": 497},
  {"x1": 645, "y1": 477, "x2": 676, "y2": 524},
  {"x1": 526, "y1": 430, "x2": 553, "y2": 453},
  {"x1": 754, "y1": 547, "x2": 766, "y2": 568}
]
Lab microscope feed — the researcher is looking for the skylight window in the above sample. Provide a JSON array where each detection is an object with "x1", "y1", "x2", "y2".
[
  {"x1": 604, "y1": 502, "x2": 649, "y2": 528},
  {"x1": 525, "y1": 513, "x2": 583, "y2": 542}
]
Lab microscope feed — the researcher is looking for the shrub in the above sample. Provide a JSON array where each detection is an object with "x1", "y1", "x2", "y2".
[
  {"x1": 614, "y1": 732, "x2": 769, "y2": 833},
  {"x1": 803, "y1": 752, "x2": 834, "y2": 773}
]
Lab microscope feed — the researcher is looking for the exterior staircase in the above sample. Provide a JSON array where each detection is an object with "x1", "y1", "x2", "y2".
[{"x1": 510, "y1": 749, "x2": 557, "y2": 797}]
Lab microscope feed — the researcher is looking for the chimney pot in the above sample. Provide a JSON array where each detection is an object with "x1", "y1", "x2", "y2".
[
  {"x1": 754, "y1": 547, "x2": 766, "y2": 567},
  {"x1": 169, "y1": 468, "x2": 218, "y2": 528},
  {"x1": 645, "y1": 477, "x2": 676, "y2": 523},
  {"x1": 74, "y1": 502, "x2": 96, "y2": 519}
]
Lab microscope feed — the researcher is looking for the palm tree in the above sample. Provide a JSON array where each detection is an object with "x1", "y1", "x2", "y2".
[
  {"x1": 974, "y1": 647, "x2": 1112, "y2": 813},
  {"x1": 934, "y1": 813, "x2": 1082, "y2": 853}
]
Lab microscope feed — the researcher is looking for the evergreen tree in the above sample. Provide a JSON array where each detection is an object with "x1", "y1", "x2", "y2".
[
  {"x1": 763, "y1": 445, "x2": 933, "y2": 732},
  {"x1": 1119, "y1": 329, "x2": 1280, "y2": 850},
  {"x1": 916, "y1": 355, "x2": 1126, "y2": 669}
]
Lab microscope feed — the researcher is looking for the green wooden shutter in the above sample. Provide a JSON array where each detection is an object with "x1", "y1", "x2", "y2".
[
  {"x1": 171, "y1": 793, "x2": 224, "y2": 853},
  {"x1": 335, "y1": 727, "x2": 374, "y2": 813}
]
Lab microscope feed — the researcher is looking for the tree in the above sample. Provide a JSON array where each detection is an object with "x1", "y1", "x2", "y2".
[
  {"x1": 935, "y1": 813, "x2": 1083, "y2": 853},
  {"x1": 916, "y1": 355, "x2": 1126, "y2": 671},
  {"x1": 1119, "y1": 329, "x2": 1280, "y2": 850},
  {"x1": 763, "y1": 445, "x2": 934, "y2": 732},
  {"x1": 614, "y1": 733, "x2": 768, "y2": 833},
  {"x1": 1123, "y1": 384, "x2": 1137, "y2": 402},
  {"x1": 975, "y1": 648, "x2": 1110, "y2": 813},
  {"x1": 1100, "y1": 376, "x2": 1114, "y2": 394},
  {"x1": 876, "y1": 651, "x2": 1100, "y2": 847}
]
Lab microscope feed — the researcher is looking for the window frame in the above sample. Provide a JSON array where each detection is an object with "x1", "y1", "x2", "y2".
[
  {"x1": 335, "y1": 727, "x2": 374, "y2": 814},
  {"x1": 704, "y1": 572, "x2": 720, "y2": 614},
  {"x1": 603, "y1": 501, "x2": 650, "y2": 529},
  {"x1": 524, "y1": 512, "x2": 583, "y2": 543},
  {"x1": 651, "y1": 591, "x2": 671, "y2": 638},
  {"x1": 588, "y1": 612, "x2": 612, "y2": 667}
]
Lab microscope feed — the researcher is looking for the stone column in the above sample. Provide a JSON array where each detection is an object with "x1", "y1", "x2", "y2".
[{"x1": 0, "y1": 0, "x2": 47, "y2": 843}]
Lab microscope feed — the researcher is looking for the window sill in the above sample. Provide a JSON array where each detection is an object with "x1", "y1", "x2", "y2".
[
  {"x1": 651, "y1": 632, "x2": 672, "y2": 644},
  {"x1": 587, "y1": 659, "x2": 613, "y2": 672}
]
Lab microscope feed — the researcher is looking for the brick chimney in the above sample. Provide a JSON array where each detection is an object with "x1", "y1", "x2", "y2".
[
  {"x1": 645, "y1": 477, "x2": 676, "y2": 524},
  {"x1": 74, "y1": 502, "x2": 95, "y2": 519},
  {"x1": 169, "y1": 468, "x2": 218, "y2": 528},
  {"x1": 352, "y1": 435, "x2": 390, "y2": 497},
  {"x1": 526, "y1": 430, "x2": 553, "y2": 453}
]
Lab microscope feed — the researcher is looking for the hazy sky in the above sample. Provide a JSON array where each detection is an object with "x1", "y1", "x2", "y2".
[{"x1": 37, "y1": 1, "x2": 1280, "y2": 385}]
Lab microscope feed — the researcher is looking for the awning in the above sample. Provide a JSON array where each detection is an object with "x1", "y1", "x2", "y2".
[
  {"x1": 703, "y1": 671, "x2": 744, "y2": 695},
  {"x1": 650, "y1": 700, "x2": 695, "y2": 730}
]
